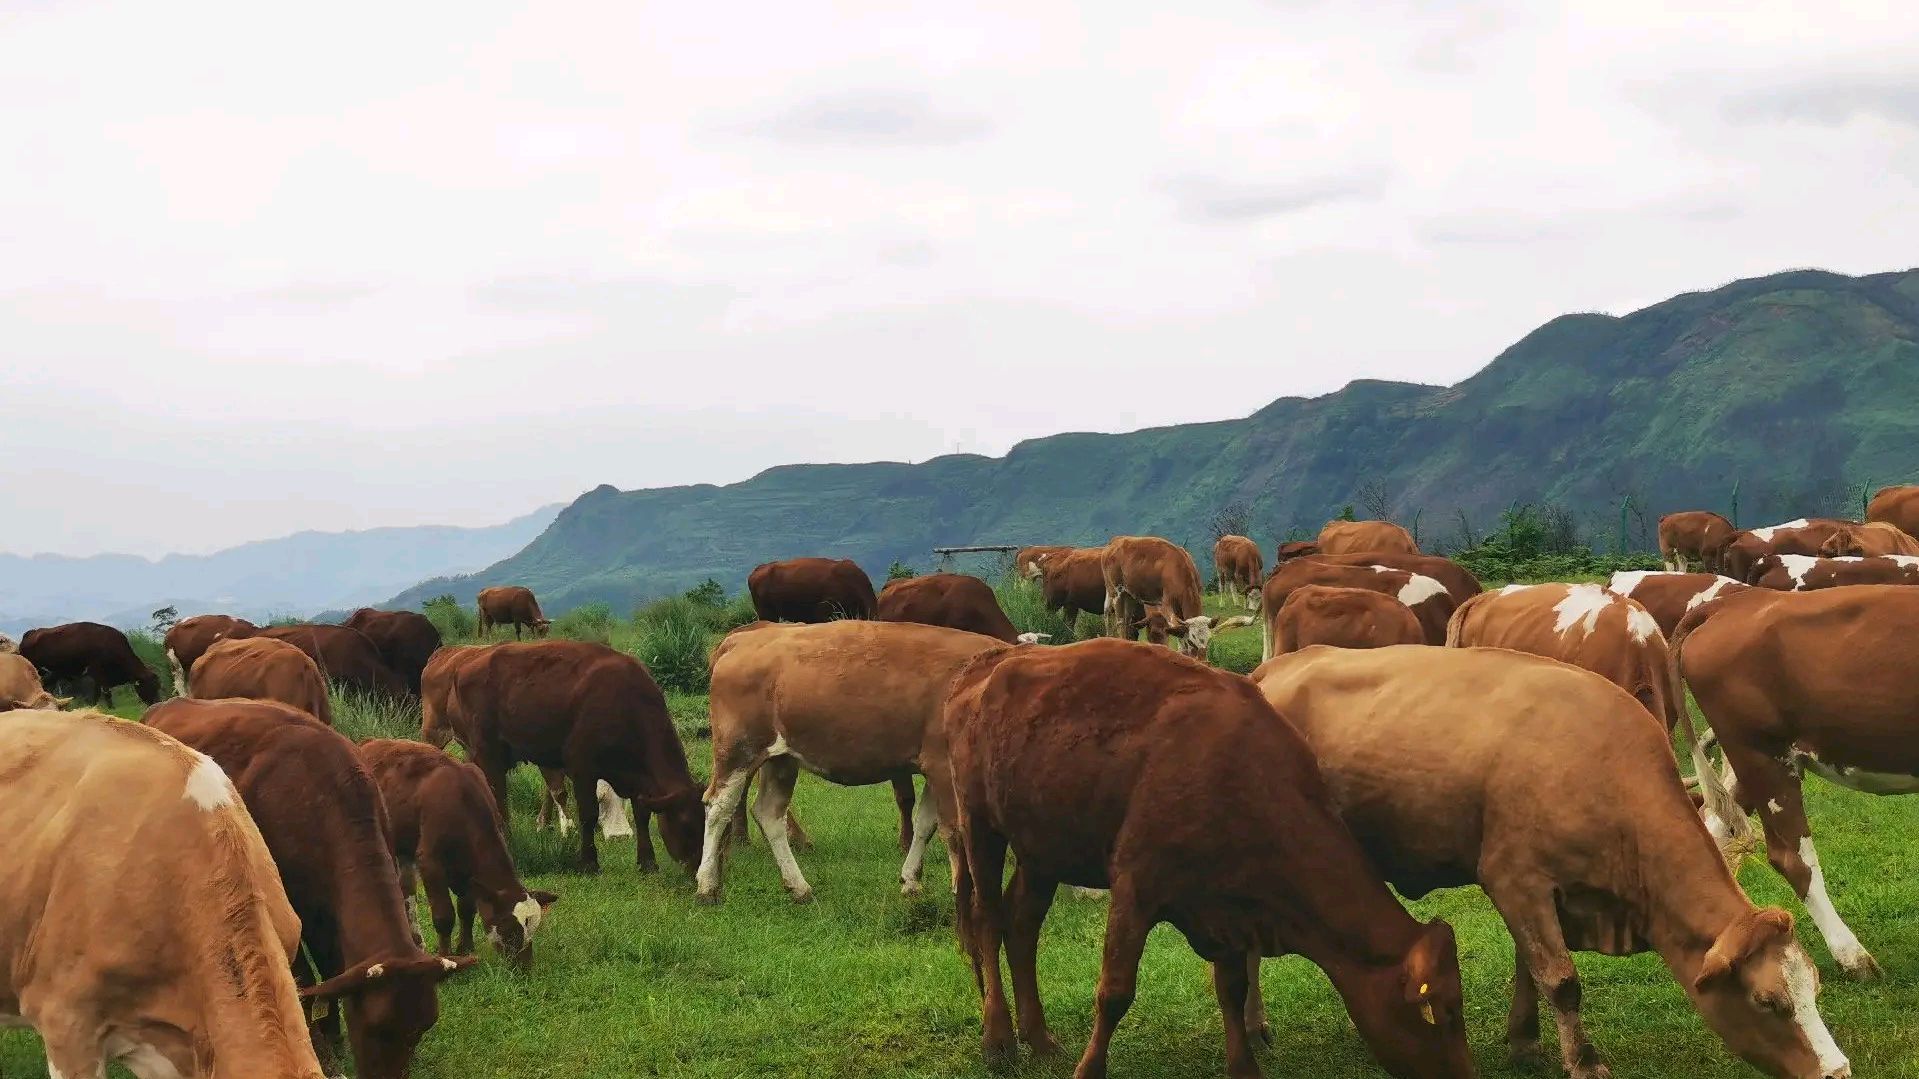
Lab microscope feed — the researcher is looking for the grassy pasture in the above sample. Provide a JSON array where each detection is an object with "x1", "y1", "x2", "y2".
[{"x1": 5, "y1": 585, "x2": 1917, "y2": 1078}]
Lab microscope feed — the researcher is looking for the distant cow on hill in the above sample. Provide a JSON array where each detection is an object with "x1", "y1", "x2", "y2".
[
  {"x1": 345, "y1": 608, "x2": 444, "y2": 694},
  {"x1": 1316, "y1": 519, "x2": 1418, "y2": 556},
  {"x1": 19, "y1": 622, "x2": 160, "y2": 707},
  {"x1": 477, "y1": 585, "x2": 551, "y2": 639},
  {"x1": 163, "y1": 614, "x2": 259, "y2": 693},
  {"x1": 878, "y1": 573, "x2": 1025, "y2": 644},
  {"x1": 256, "y1": 623, "x2": 408, "y2": 701},
  {"x1": 748, "y1": 557, "x2": 878, "y2": 623}
]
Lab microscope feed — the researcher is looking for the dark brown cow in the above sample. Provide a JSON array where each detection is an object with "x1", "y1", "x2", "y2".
[
  {"x1": 476, "y1": 585, "x2": 551, "y2": 639},
  {"x1": 1033, "y1": 546, "x2": 1108, "y2": 628},
  {"x1": 1677, "y1": 586, "x2": 1919, "y2": 982},
  {"x1": 145, "y1": 697, "x2": 473, "y2": 1079},
  {"x1": 1607, "y1": 571, "x2": 1750, "y2": 638},
  {"x1": 1317, "y1": 519, "x2": 1419, "y2": 556},
  {"x1": 1014, "y1": 545, "x2": 1074, "y2": 583},
  {"x1": 1302, "y1": 552, "x2": 1484, "y2": 606},
  {"x1": 449, "y1": 640, "x2": 704, "y2": 875},
  {"x1": 344, "y1": 608, "x2": 443, "y2": 694},
  {"x1": 1260, "y1": 560, "x2": 1456, "y2": 658},
  {"x1": 1750, "y1": 553, "x2": 1919, "y2": 591},
  {"x1": 1100, "y1": 536, "x2": 1250, "y2": 657},
  {"x1": 878, "y1": 573, "x2": 1024, "y2": 644},
  {"x1": 937, "y1": 639, "x2": 1472, "y2": 1079},
  {"x1": 1271, "y1": 584, "x2": 1424, "y2": 655},
  {"x1": 1253, "y1": 646, "x2": 1850, "y2": 1079},
  {"x1": 257, "y1": 623, "x2": 408, "y2": 701},
  {"x1": 1866, "y1": 484, "x2": 1919, "y2": 537},
  {"x1": 747, "y1": 557, "x2": 878, "y2": 622},
  {"x1": 1817, "y1": 521, "x2": 1919, "y2": 558},
  {"x1": 1659, "y1": 511, "x2": 1736, "y2": 572},
  {"x1": 163, "y1": 613, "x2": 259, "y2": 693},
  {"x1": 19, "y1": 621, "x2": 160, "y2": 706},
  {"x1": 1717, "y1": 519, "x2": 1855, "y2": 583},
  {"x1": 359, "y1": 739, "x2": 558, "y2": 966},
  {"x1": 1275, "y1": 539, "x2": 1322, "y2": 562},
  {"x1": 1212, "y1": 534, "x2": 1263, "y2": 610},
  {"x1": 1447, "y1": 583, "x2": 1679, "y2": 729},
  {"x1": 190, "y1": 636, "x2": 334, "y2": 726}
]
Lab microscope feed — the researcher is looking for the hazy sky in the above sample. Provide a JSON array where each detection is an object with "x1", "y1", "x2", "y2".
[{"x1": 4, "y1": 1, "x2": 1916, "y2": 556}]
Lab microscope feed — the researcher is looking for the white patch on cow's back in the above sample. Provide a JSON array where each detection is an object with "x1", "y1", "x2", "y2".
[
  {"x1": 1398, "y1": 574, "x2": 1448, "y2": 606},
  {"x1": 1625, "y1": 605, "x2": 1660, "y2": 643},
  {"x1": 1551, "y1": 584, "x2": 1613, "y2": 637},
  {"x1": 1749, "y1": 518, "x2": 1810, "y2": 542},
  {"x1": 1775, "y1": 554, "x2": 1822, "y2": 588},
  {"x1": 513, "y1": 895, "x2": 543, "y2": 937},
  {"x1": 1685, "y1": 577, "x2": 1740, "y2": 610},
  {"x1": 1890, "y1": 555, "x2": 1919, "y2": 568},
  {"x1": 183, "y1": 751, "x2": 234, "y2": 810},
  {"x1": 1608, "y1": 571, "x2": 1668, "y2": 596},
  {"x1": 1499, "y1": 583, "x2": 1531, "y2": 596}
]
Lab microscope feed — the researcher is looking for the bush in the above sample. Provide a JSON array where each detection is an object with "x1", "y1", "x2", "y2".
[
  {"x1": 993, "y1": 574, "x2": 1080, "y2": 642},
  {"x1": 684, "y1": 578, "x2": 726, "y2": 607},
  {"x1": 636, "y1": 591, "x2": 756, "y2": 636},
  {"x1": 422, "y1": 595, "x2": 476, "y2": 642},
  {"x1": 634, "y1": 598, "x2": 713, "y2": 694},
  {"x1": 329, "y1": 684, "x2": 419, "y2": 742},
  {"x1": 1450, "y1": 504, "x2": 1661, "y2": 585},
  {"x1": 886, "y1": 561, "x2": 918, "y2": 581},
  {"x1": 552, "y1": 601, "x2": 613, "y2": 644}
]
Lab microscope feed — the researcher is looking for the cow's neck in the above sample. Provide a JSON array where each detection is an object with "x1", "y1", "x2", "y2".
[
  {"x1": 322, "y1": 835, "x2": 419, "y2": 964},
  {"x1": 1634, "y1": 829, "x2": 1755, "y2": 981}
]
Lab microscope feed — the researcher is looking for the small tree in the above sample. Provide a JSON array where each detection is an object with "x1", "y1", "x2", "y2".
[
  {"x1": 683, "y1": 578, "x2": 726, "y2": 607},
  {"x1": 887, "y1": 561, "x2": 918, "y2": 581},
  {"x1": 1354, "y1": 477, "x2": 1395, "y2": 521},
  {"x1": 1208, "y1": 500, "x2": 1252, "y2": 542},
  {"x1": 149, "y1": 605, "x2": 178, "y2": 635}
]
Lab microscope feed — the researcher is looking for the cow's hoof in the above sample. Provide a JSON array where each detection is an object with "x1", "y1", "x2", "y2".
[
  {"x1": 900, "y1": 878, "x2": 923, "y2": 898},
  {"x1": 578, "y1": 861, "x2": 602, "y2": 876},
  {"x1": 1026, "y1": 1032, "x2": 1063, "y2": 1057},
  {"x1": 982, "y1": 1033, "x2": 1017, "y2": 1072},
  {"x1": 787, "y1": 885, "x2": 815, "y2": 904},
  {"x1": 695, "y1": 889, "x2": 723, "y2": 906},
  {"x1": 1841, "y1": 952, "x2": 1884, "y2": 981},
  {"x1": 1251, "y1": 1021, "x2": 1272, "y2": 1048},
  {"x1": 1508, "y1": 1039, "x2": 1546, "y2": 1068},
  {"x1": 636, "y1": 861, "x2": 658, "y2": 875}
]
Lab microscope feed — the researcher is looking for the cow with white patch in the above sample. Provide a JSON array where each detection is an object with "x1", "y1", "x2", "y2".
[
  {"x1": 1607, "y1": 571, "x2": 1750, "y2": 638},
  {"x1": 1717, "y1": 519, "x2": 1855, "y2": 583},
  {"x1": 1750, "y1": 553, "x2": 1919, "y2": 592},
  {"x1": 1300, "y1": 550, "x2": 1484, "y2": 606},
  {"x1": 1100, "y1": 535, "x2": 1251, "y2": 659},
  {"x1": 1, "y1": 710, "x2": 329, "y2": 1079},
  {"x1": 1447, "y1": 582, "x2": 1680, "y2": 729},
  {"x1": 1260, "y1": 558, "x2": 1456, "y2": 660},
  {"x1": 1676, "y1": 585, "x2": 1919, "y2": 982}
]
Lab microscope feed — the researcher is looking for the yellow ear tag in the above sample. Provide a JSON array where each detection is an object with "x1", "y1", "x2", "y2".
[
  {"x1": 1418, "y1": 984, "x2": 1435, "y2": 1025},
  {"x1": 311, "y1": 999, "x2": 331, "y2": 1021}
]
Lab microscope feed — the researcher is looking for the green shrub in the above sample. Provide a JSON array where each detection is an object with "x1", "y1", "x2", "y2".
[
  {"x1": 684, "y1": 578, "x2": 726, "y2": 607},
  {"x1": 552, "y1": 601, "x2": 613, "y2": 644},
  {"x1": 329, "y1": 684, "x2": 419, "y2": 742},
  {"x1": 1450, "y1": 504, "x2": 1660, "y2": 585},
  {"x1": 125, "y1": 629, "x2": 176, "y2": 698},
  {"x1": 422, "y1": 594, "x2": 476, "y2": 642},
  {"x1": 634, "y1": 599, "x2": 713, "y2": 694},
  {"x1": 886, "y1": 561, "x2": 918, "y2": 581},
  {"x1": 636, "y1": 592, "x2": 756, "y2": 636}
]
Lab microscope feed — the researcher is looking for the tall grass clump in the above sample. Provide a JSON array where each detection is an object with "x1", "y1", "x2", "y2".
[
  {"x1": 992, "y1": 574, "x2": 1079, "y2": 642},
  {"x1": 329, "y1": 684, "x2": 420, "y2": 742},
  {"x1": 632, "y1": 597, "x2": 713, "y2": 694},
  {"x1": 552, "y1": 601, "x2": 613, "y2": 644},
  {"x1": 423, "y1": 594, "x2": 476, "y2": 642},
  {"x1": 125, "y1": 629, "x2": 177, "y2": 698}
]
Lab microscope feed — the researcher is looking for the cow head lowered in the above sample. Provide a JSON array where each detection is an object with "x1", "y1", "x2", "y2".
[
  {"x1": 1335, "y1": 919, "x2": 1475, "y2": 1079},
  {"x1": 1138, "y1": 606, "x2": 1253, "y2": 658},
  {"x1": 303, "y1": 953, "x2": 477, "y2": 1079},
  {"x1": 1687, "y1": 908, "x2": 1851, "y2": 1079}
]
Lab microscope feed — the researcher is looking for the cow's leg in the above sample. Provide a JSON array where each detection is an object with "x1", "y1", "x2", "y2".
[
  {"x1": 536, "y1": 769, "x2": 572, "y2": 835},
  {"x1": 893, "y1": 774, "x2": 917, "y2": 853},
  {"x1": 1006, "y1": 864, "x2": 1063, "y2": 1057},
  {"x1": 455, "y1": 888, "x2": 478, "y2": 955},
  {"x1": 471, "y1": 747, "x2": 512, "y2": 828},
  {"x1": 1213, "y1": 950, "x2": 1262, "y2": 1079},
  {"x1": 729, "y1": 769, "x2": 755, "y2": 845},
  {"x1": 1749, "y1": 764, "x2": 1881, "y2": 979},
  {"x1": 964, "y1": 825, "x2": 1016, "y2": 1067},
  {"x1": 696, "y1": 762, "x2": 753, "y2": 903},
  {"x1": 421, "y1": 862, "x2": 457, "y2": 955},
  {"x1": 784, "y1": 807, "x2": 812, "y2": 851},
  {"x1": 568, "y1": 767, "x2": 602, "y2": 874},
  {"x1": 305, "y1": 934, "x2": 348, "y2": 1076},
  {"x1": 631, "y1": 798, "x2": 656, "y2": 866},
  {"x1": 397, "y1": 857, "x2": 425, "y2": 947},
  {"x1": 900, "y1": 779, "x2": 943, "y2": 895},
  {"x1": 1485, "y1": 878, "x2": 1609, "y2": 1079},
  {"x1": 1075, "y1": 880, "x2": 1151, "y2": 1079},
  {"x1": 1241, "y1": 954, "x2": 1271, "y2": 1047},
  {"x1": 752, "y1": 756, "x2": 813, "y2": 902},
  {"x1": 1506, "y1": 947, "x2": 1545, "y2": 1064},
  {"x1": 1260, "y1": 613, "x2": 1273, "y2": 663}
]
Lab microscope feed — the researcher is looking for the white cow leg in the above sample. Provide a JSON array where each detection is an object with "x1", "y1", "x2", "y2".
[
  {"x1": 695, "y1": 768, "x2": 752, "y2": 902},
  {"x1": 899, "y1": 786, "x2": 941, "y2": 896},
  {"x1": 1260, "y1": 616, "x2": 1273, "y2": 663},
  {"x1": 1795, "y1": 835, "x2": 1880, "y2": 977},
  {"x1": 753, "y1": 757, "x2": 813, "y2": 902},
  {"x1": 597, "y1": 779, "x2": 635, "y2": 838}
]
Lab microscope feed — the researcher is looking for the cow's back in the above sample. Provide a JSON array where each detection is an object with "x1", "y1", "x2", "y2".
[
  {"x1": 878, "y1": 574, "x2": 1018, "y2": 643},
  {"x1": 1316, "y1": 519, "x2": 1419, "y2": 556},
  {"x1": 1447, "y1": 584, "x2": 1674, "y2": 727},
  {"x1": 192, "y1": 636, "x2": 334, "y2": 725}
]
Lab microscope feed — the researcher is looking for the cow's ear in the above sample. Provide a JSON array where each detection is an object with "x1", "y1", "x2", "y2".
[{"x1": 531, "y1": 889, "x2": 560, "y2": 908}]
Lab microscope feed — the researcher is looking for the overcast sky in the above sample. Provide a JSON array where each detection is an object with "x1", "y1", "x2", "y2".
[{"x1": 4, "y1": 0, "x2": 1916, "y2": 556}]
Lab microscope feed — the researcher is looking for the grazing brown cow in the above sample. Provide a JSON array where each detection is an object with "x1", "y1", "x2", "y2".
[
  {"x1": 1718, "y1": 519, "x2": 1855, "y2": 583},
  {"x1": 1750, "y1": 553, "x2": 1919, "y2": 591},
  {"x1": 19, "y1": 621, "x2": 160, "y2": 707},
  {"x1": 1253, "y1": 646, "x2": 1849, "y2": 1079},
  {"x1": 1, "y1": 710, "x2": 328, "y2": 1079},
  {"x1": 699, "y1": 620, "x2": 1008, "y2": 903},
  {"x1": 1676, "y1": 586, "x2": 1919, "y2": 982},
  {"x1": 190, "y1": 636, "x2": 335, "y2": 726},
  {"x1": 145, "y1": 697, "x2": 474, "y2": 1079},
  {"x1": 1033, "y1": 546, "x2": 1108, "y2": 628},
  {"x1": 163, "y1": 613, "x2": 259, "y2": 692},
  {"x1": 1317, "y1": 519, "x2": 1419, "y2": 556},
  {"x1": 476, "y1": 585, "x2": 551, "y2": 639},
  {"x1": 1303, "y1": 551, "x2": 1484, "y2": 606},
  {"x1": 1866, "y1": 484, "x2": 1919, "y2": 537},
  {"x1": 1275, "y1": 539, "x2": 1322, "y2": 561},
  {"x1": 1260, "y1": 560, "x2": 1455, "y2": 659},
  {"x1": 1659, "y1": 510, "x2": 1737, "y2": 572},
  {"x1": 0, "y1": 651, "x2": 68, "y2": 710},
  {"x1": 344, "y1": 608, "x2": 444, "y2": 694},
  {"x1": 1212, "y1": 534, "x2": 1263, "y2": 610},
  {"x1": 938, "y1": 639, "x2": 1473, "y2": 1079},
  {"x1": 747, "y1": 557, "x2": 878, "y2": 622},
  {"x1": 1015, "y1": 545, "x2": 1074, "y2": 583},
  {"x1": 1607, "y1": 571, "x2": 1750, "y2": 638},
  {"x1": 878, "y1": 573, "x2": 1026, "y2": 643},
  {"x1": 449, "y1": 640, "x2": 703, "y2": 875},
  {"x1": 1100, "y1": 536, "x2": 1250, "y2": 657},
  {"x1": 360, "y1": 739, "x2": 558, "y2": 966},
  {"x1": 1817, "y1": 520, "x2": 1919, "y2": 558},
  {"x1": 1271, "y1": 584, "x2": 1424, "y2": 655},
  {"x1": 1446, "y1": 583, "x2": 1679, "y2": 729},
  {"x1": 257, "y1": 623, "x2": 409, "y2": 700}
]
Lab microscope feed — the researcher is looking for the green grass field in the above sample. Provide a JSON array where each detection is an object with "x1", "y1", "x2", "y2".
[{"x1": 5, "y1": 591, "x2": 1917, "y2": 1078}]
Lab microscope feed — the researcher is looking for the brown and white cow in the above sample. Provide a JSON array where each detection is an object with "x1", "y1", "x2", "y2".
[
  {"x1": 449, "y1": 640, "x2": 703, "y2": 875},
  {"x1": 1317, "y1": 519, "x2": 1419, "y2": 556},
  {"x1": 1014, "y1": 545, "x2": 1074, "y2": 584},
  {"x1": 1, "y1": 710, "x2": 328, "y2": 1079},
  {"x1": 1717, "y1": 519, "x2": 1856, "y2": 583},
  {"x1": 188, "y1": 636, "x2": 335, "y2": 726},
  {"x1": 343, "y1": 608, "x2": 443, "y2": 695},
  {"x1": 1750, "y1": 553, "x2": 1919, "y2": 591},
  {"x1": 747, "y1": 558, "x2": 878, "y2": 623},
  {"x1": 1032, "y1": 546, "x2": 1108, "y2": 630},
  {"x1": 1817, "y1": 521, "x2": 1919, "y2": 558},
  {"x1": 1254, "y1": 646, "x2": 1850, "y2": 1079},
  {"x1": 1304, "y1": 551, "x2": 1484, "y2": 606},
  {"x1": 700, "y1": 619, "x2": 1008, "y2": 903},
  {"x1": 1607, "y1": 571, "x2": 1750, "y2": 638},
  {"x1": 476, "y1": 585, "x2": 552, "y2": 639},
  {"x1": 145, "y1": 697, "x2": 474, "y2": 1079},
  {"x1": 1676, "y1": 585, "x2": 1919, "y2": 982},
  {"x1": 1866, "y1": 484, "x2": 1919, "y2": 537},
  {"x1": 1212, "y1": 534, "x2": 1264, "y2": 610},
  {"x1": 360, "y1": 739, "x2": 558, "y2": 967},
  {"x1": 878, "y1": 573, "x2": 1031, "y2": 644},
  {"x1": 19, "y1": 621, "x2": 160, "y2": 707},
  {"x1": 1100, "y1": 536, "x2": 1251, "y2": 658},
  {"x1": 1447, "y1": 583, "x2": 1679, "y2": 729},
  {"x1": 1260, "y1": 560, "x2": 1455, "y2": 659},
  {"x1": 1270, "y1": 584, "x2": 1425, "y2": 655},
  {"x1": 163, "y1": 613, "x2": 259, "y2": 693},
  {"x1": 1659, "y1": 511, "x2": 1737, "y2": 572},
  {"x1": 256, "y1": 623, "x2": 409, "y2": 701},
  {"x1": 937, "y1": 639, "x2": 1473, "y2": 1079},
  {"x1": 0, "y1": 652, "x2": 68, "y2": 710}
]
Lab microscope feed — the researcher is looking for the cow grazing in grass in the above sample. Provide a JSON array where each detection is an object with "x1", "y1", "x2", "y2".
[
  {"x1": 1015, "y1": 545, "x2": 1074, "y2": 583},
  {"x1": 1750, "y1": 553, "x2": 1919, "y2": 591},
  {"x1": 1607, "y1": 571, "x2": 1749, "y2": 638},
  {"x1": 1817, "y1": 521, "x2": 1919, "y2": 558},
  {"x1": 476, "y1": 585, "x2": 551, "y2": 639},
  {"x1": 19, "y1": 621, "x2": 160, "y2": 707},
  {"x1": 257, "y1": 623, "x2": 408, "y2": 701},
  {"x1": 1212, "y1": 534, "x2": 1264, "y2": 610},
  {"x1": 1254, "y1": 646, "x2": 1849, "y2": 1079},
  {"x1": 1270, "y1": 584, "x2": 1424, "y2": 655},
  {"x1": 163, "y1": 613, "x2": 259, "y2": 693},
  {"x1": 0, "y1": 652, "x2": 68, "y2": 710},
  {"x1": 878, "y1": 573, "x2": 1024, "y2": 643},
  {"x1": 360, "y1": 739, "x2": 558, "y2": 967},
  {"x1": 450, "y1": 640, "x2": 702, "y2": 876},
  {"x1": 189, "y1": 636, "x2": 335, "y2": 726},
  {"x1": 1033, "y1": 546, "x2": 1108, "y2": 629},
  {"x1": 747, "y1": 557, "x2": 878, "y2": 623},
  {"x1": 344, "y1": 608, "x2": 443, "y2": 694},
  {"x1": 1100, "y1": 536, "x2": 1251, "y2": 658},
  {"x1": 1659, "y1": 511, "x2": 1737, "y2": 572},
  {"x1": 1260, "y1": 560, "x2": 1455, "y2": 659},
  {"x1": 700, "y1": 620, "x2": 1008, "y2": 903},
  {"x1": 1447, "y1": 583, "x2": 1679, "y2": 729},
  {"x1": 145, "y1": 697, "x2": 474, "y2": 1079},
  {"x1": 1, "y1": 710, "x2": 328, "y2": 1079},
  {"x1": 1718, "y1": 519, "x2": 1856, "y2": 583},
  {"x1": 1675, "y1": 586, "x2": 1919, "y2": 983},
  {"x1": 937, "y1": 639, "x2": 1473, "y2": 1079},
  {"x1": 1316, "y1": 519, "x2": 1419, "y2": 556}
]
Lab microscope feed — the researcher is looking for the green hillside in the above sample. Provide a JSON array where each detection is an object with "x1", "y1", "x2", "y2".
[{"x1": 391, "y1": 268, "x2": 1919, "y2": 614}]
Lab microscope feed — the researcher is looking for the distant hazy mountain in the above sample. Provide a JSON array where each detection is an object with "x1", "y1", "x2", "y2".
[
  {"x1": 387, "y1": 267, "x2": 1919, "y2": 617},
  {"x1": 0, "y1": 504, "x2": 563, "y2": 636}
]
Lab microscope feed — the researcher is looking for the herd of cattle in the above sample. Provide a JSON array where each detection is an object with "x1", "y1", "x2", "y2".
[{"x1": 5, "y1": 486, "x2": 1919, "y2": 1078}]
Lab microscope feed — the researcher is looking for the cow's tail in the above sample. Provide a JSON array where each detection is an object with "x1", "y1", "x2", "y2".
[
  {"x1": 166, "y1": 648, "x2": 188, "y2": 698},
  {"x1": 1667, "y1": 600, "x2": 1758, "y2": 869},
  {"x1": 1442, "y1": 593, "x2": 1478, "y2": 647}
]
